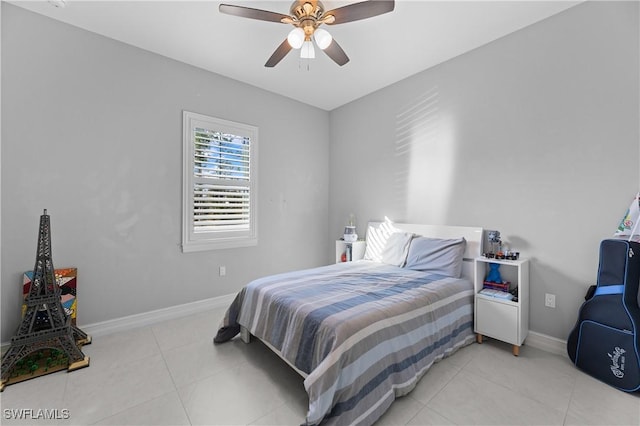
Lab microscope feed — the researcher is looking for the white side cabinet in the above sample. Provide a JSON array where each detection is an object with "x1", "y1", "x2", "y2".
[
  {"x1": 474, "y1": 257, "x2": 529, "y2": 356},
  {"x1": 335, "y1": 240, "x2": 366, "y2": 263}
]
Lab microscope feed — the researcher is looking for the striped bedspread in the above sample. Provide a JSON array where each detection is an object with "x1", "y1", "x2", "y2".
[{"x1": 214, "y1": 260, "x2": 475, "y2": 425}]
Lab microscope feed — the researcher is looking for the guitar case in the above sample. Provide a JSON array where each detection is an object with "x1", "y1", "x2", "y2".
[{"x1": 567, "y1": 239, "x2": 640, "y2": 392}]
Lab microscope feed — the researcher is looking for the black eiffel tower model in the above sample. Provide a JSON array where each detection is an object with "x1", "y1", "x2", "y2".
[{"x1": 1, "y1": 210, "x2": 90, "y2": 391}]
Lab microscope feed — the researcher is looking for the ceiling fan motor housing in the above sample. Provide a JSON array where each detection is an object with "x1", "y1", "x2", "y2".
[
  {"x1": 290, "y1": 1, "x2": 325, "y2": 21},
  {"x1": 290, "y1": 1, "x2": 326, "y2": 39}
]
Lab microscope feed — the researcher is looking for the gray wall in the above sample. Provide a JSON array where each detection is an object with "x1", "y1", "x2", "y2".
[
  {"x1": 329, "y1": 1, "x2": 639, "y2": 341},
  {"x1": 1, "y1": 3, "x2": 330, "y2": 341}
]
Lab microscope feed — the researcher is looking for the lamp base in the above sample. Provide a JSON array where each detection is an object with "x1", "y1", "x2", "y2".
[{"x1": 344, "y1": 234, "x2": 358, "y2": 243}]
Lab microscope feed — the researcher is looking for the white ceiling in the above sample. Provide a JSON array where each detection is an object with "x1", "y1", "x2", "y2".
[{"x1": 9, "y1": 0, "x2": 580, "y2": 110}]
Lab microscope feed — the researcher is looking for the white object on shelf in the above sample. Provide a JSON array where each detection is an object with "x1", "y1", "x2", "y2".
[
  {"x1": 343, "y1": 225, "x2": 358, "y2": 242},
  {"x1": 335, "y1": 240, "x2": 366, "y2": 263},
  {"x1": 479, "y1": 288, "x2": 514, "y2": 300},
  {"x1": 343, "y1": 233, "x2": 358, "y2": 243},
  {"x1": 474, "y1": 256, "x2": 530, "y2": 356}
]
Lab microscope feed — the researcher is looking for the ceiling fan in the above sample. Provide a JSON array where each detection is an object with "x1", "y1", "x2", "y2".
[{"x1": 219, "y1": 0, "x2": 395, "y2": 67}]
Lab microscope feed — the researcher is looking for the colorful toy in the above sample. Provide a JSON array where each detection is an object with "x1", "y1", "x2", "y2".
[{"x1": 486, "y1": 263, "x2": 503, "y2": 283}]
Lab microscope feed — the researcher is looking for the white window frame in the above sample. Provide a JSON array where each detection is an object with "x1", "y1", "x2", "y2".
[{"x1": 182, "y1": 111, "x2": 258, "y2": 252}]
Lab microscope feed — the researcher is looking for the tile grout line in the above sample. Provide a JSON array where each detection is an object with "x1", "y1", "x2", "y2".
[
  {"x1": 151, "y1": 324, "x2": 194, "y2": 426},
  {"x1": 419, "y1": 363, "x2": 466, "y2": 425},
  {"x1": 83, "y1": 326, "x2": 183, "y2": 425}
]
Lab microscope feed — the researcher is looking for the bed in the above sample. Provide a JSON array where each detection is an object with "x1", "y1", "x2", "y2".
[{"x1": 214, "y1": 221, "x2": 483, "y2": 425}]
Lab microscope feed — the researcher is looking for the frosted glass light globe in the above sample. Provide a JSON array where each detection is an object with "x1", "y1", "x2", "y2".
[
  {"x1": 287, "y1": 28, "x2": 305, "y2": 49},
  {"x1": 300, "y1": 40, "x2": 315, "y2": 58},
  {"x1": 314, "y1": 28, "x2": 332, "y2": 50}
]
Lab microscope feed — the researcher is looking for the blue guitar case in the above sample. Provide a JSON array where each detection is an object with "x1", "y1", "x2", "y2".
[{"x1": 567, "y1": 239, "x2": 640, "y2": 392}]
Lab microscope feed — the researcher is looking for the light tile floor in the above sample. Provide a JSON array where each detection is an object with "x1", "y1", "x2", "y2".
[{"x1": 1, "y1": 305, "x2": 639, "y2": 425}]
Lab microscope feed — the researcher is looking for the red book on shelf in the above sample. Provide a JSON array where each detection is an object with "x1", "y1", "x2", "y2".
[{"x1": 483, "y1": 280, "x2": 510, "y2": 292}]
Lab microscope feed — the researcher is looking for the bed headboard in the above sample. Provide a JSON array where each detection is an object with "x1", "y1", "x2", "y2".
[{"x1": 366, "y1": 221, "x2": 484, "y2": 280}]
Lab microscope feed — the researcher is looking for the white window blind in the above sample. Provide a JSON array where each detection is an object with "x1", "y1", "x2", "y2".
[{"x1": 183, "y1": 111, "x2": 258, "y2": 252}]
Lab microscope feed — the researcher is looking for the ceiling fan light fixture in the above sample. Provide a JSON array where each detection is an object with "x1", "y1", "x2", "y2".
[
  {"x1": 287, "y1": 27, "x2": 305, "y2": 49},
  {"x1": 219, "y1": 0, "x2": 396, "y2": 67},
  {"x1": 314, "y1": 28, "x2": 332, "y2": 50},
  {"x1": 300, "y1": 40, "x2": 315, "y2": 58}
]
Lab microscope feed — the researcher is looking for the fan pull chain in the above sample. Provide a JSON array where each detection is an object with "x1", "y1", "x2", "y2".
[{"x1": 298, "y1": 58, "x2": 312, "y2": 71}]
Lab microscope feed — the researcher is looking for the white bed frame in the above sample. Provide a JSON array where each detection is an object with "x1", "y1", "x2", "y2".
[{"x1": 239, "y1": 222, "x2": 484, "y2": 378}]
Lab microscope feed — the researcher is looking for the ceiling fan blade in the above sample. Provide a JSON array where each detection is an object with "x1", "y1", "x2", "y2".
[
  {"x1": 323, "y1": 0, "x2": 394, "y2": 25},
  {"x1": 323, "y1": 39, "x2": 349, "y2": 66},
  {"x1": 265, "y1": 39, "x2": 293, "y2": 67},
  {"x1": 219, "y1": 4, "x2": 290, "y2": 23}
]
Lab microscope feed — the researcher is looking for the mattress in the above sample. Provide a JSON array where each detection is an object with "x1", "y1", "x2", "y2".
[{"x1": 215, "y1": 260, "x2": 475, "y2": 425}]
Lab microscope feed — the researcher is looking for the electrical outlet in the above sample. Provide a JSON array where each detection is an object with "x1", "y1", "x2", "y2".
[
  {"x1": 219, "y1": 266, "x2": 226, "y2": 277},
  {"x1": 545, "y1": 293, "x2": 556, "y2": 308}
]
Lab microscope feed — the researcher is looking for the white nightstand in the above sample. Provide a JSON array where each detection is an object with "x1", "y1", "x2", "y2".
[
  {"x1": 474, "y1": 256, "x2": 530, "y2": 356},
  {"x1": 335, "y1": 240, "x2": 366, "y2": 263}
]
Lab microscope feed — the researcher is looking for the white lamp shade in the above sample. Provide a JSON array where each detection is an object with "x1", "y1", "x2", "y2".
[
  {"x1": 314, "y1": 28, "x2": 332, "y2": 50},
  {"x1": 287, "y1": 28, "x2": 305, "y2": 49},
  {"x1": 300, "y1": 40, "x2": 315, "y2": 58}
]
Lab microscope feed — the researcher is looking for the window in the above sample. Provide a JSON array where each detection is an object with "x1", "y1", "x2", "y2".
[{"x1": 182, "y1": 111, "x2": 258, "y2": 252}]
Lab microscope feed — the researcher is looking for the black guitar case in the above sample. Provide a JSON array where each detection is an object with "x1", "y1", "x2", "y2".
[{"x1": 567, "y1": 239, "x2": 640, "y2": 392}]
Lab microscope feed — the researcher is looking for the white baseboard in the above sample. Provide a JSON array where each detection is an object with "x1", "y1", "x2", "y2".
[
  {"x1": 525, "y1": 331, "x2": 568, "y2": 357},
  {"x1": 2, "y1": 293, "x2": 236, "y2": 351},
  {"x1": 80, "y1": 293, "x2": 236, "y2": 338}
]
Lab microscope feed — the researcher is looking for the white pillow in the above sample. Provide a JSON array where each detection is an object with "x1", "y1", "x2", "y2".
[
  {"x1": 364, "y1": 223, "x2": 396, "y2": 262},
  {"x1": 380, "y1": 232, "x2": 415, "y2": 267}
]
